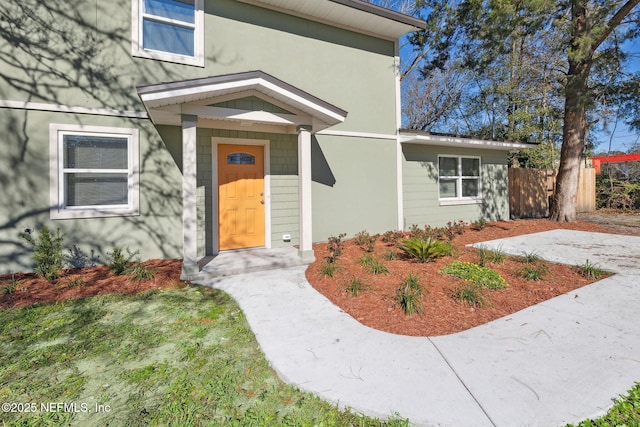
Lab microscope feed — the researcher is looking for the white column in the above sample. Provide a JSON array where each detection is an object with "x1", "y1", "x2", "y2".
[
  {"x1": 181, "y1": 115, "x2": 199, "y2": 276},
  {"x1": 297, "y1": 125, "x2": 314, "y2": 261}
]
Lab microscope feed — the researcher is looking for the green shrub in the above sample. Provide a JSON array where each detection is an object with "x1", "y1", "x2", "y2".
[
  {"x1": 520, "y1": 264, "x2": 549, "y2": 281},
  {"x1": 381, "y1": 230, "x2": 404, "y2": 245},
  {"x1": 441, "y1": 261, "x2": 508, "y2": 290},
  {"x1": 472, "y1": 217, "x2": 488, "y2": 230},
  {"x1": 66, "y1": 278, "x2": 86, "y2": 288},
  {"x1": 107, "y1": 247, "x2": 140, "y2": 275},
  {"x1": 360, "y1": 254, "x2": 389, "y2": 275},
  {"x1": 129, "y1": 263, "x2": 155, "y2": 281},
  {"x1": 395, "y1": 273, "x2": 424, "y2": 316},
  {"x1": 19, "y1": 226, "x2": 66, "y2": 281},
  {"x1": 383, "y1": 249, "x2": 397, "y2": 261},
  {"x1": 4, "y1": 275, "x2": 19, "y2": 295},
  {"x1": 476, "y1": 245, "x2": 506, "y2": 266},
  {"x1": 325, "y1": 233, "x2": 346, "y2": 263},
  {"x1": 354, "y1": 230, "x2": 378, "y2": 252},
  {"x1": 399, "y1": 237, "x2": 452, "y2": 263},
  {"x1": 319, "y1": 262, "x2": 340, "y2": 278},
  {"x1": 452, "y1": 283, "x2": 488, "y2": 307},
  {"x1": 576, "y1": 259, "x2": 606, "y2": 279},
  {"x1": 445, "y1": 220, "x2": 467, "y2": 239},
  {"x1": 345, "y1": 277, "x2": 368, "y2": 297},
  {"x1": 518, "y1": 251, "x2": 543, "y2": 264}
]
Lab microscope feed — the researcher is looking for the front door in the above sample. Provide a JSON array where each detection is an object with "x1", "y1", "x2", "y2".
[{"x1": 218, "y1": 144, "x2": 265, "y2": 250}]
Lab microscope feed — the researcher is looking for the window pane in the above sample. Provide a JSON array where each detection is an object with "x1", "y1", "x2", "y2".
[
  {"x1": 64, "y1": 135, "x2": 127, "y2": 169},
  {"x1": 143, "y1": 19, "x2": 194, "y2": 56},
  {"x1": 227, "y1": 153, "x2": 255, "y2": 165},
  {"x1": 145, "y1": 0, "x2": 195, "y2": 24},
  {"x1": 462, "y1": 158, "x2": 480, "y2": 176},
  {"x1": 439, "y1": 157, "x2": 458, "y2": 177},
  {"x1": 462, "y1": 178, "x2": 479, "y2": 197},
  {"x1": 65, "y1": 173, "x2": 128, "y2": 206},
  {"x1": 439, "y1": 179, "x2": 458, "y2": 198}
]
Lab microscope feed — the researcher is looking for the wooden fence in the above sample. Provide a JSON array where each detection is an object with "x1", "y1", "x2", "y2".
[{"x1": 509, "y1": 167, "x2": 596, "y2": 218}]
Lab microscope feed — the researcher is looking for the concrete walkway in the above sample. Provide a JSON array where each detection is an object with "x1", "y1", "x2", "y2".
[{"x1": 196, "y1": 230, "x2": 640, "y2": 427}]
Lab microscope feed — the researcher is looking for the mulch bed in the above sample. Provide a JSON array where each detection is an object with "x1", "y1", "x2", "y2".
[
  {"x1": 0, "y1": 259, "x2": 184, "y2": 310},
  {"x1": 305, "y1": 219, "x2": 620, "y2": 336}
]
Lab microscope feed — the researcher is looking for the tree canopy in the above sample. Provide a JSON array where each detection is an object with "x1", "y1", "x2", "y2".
[{"x1": 372, "y1": 0, "x2": 640, "y2": 220}]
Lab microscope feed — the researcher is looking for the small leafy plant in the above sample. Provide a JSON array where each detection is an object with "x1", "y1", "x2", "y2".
[
  {"x1": 452, "y1": 283, "x2": 488, "y2": 307},
  {"x1": 395, "y1": 273, "x2": 424, "y2": 316},
  {"x1": 129, "y1": 263, "x2": 155, "y2": 281},
  {"x1": 441, "y1": 261, "x2": 508, "y2": 290},
  {"x1": 472, "y1": 217, "x2": 488, "y2": 230},
  {"x1": 344, "y1": 277, "x2": 368, "y2": 297},
  {"x1": 19, "y1": 226, "x2": 66, "y2": 281},
  {"x1": 319, "y1": 262, "x2": 340, "y2": 278},
  {"x1": 476, "y1": 245, "x2": 506, "y2": 266},
  {"x1": 520, "y1": 264, "x2": 549, "y2": 281},
  {"x1": 354, "y1": 230, "x2": 378, "y2": 253},
  {"x1": 576, "y1": 259, "x2": 606, "y2": 279},
  {"x1": 360, "y1": 254, "x2": 389, "y2": 275},
  {"x1": 518, "y1": 251, "x2": 543, "y2": 264},
  {"x1": 325, "y1": 233, "x2": 346, "y2": 264},
  {"x1": 107, "y1": 246, "x2": 140, "y2": 275},
  {"x1": 383, "y1": 249, "x2": 397, "y2": 261},
  {"x1": 66, "y1": 278, "x2": 86, "y2": 288},
  {"x1": 4, "y1": 275, "x2": 19, "y2": 295},
  {"x1": 399, "y1": 237, "x2": 452, "y2": 263},
  {"x1": 381, "y1": 230, "x2": 404, "y2": 245},
  {"x1": 445, "y1": 220, "x2": 467, "y2": 239}
]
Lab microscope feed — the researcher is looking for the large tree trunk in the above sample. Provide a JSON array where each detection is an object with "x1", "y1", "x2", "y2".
[
  {"x1": 550, "y1": 1, "x2": 591, "y2": 222},
  {"x1": 550, "y1": 90, "x2": 587, "y2": 222}
]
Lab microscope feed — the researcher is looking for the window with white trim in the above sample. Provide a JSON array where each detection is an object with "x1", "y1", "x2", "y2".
[
  {"x1": 132, "y1": 0, "x2": 204, "y2": 67},
  {"x1": 438, "y1": 156, "x2": 481, "y2": 203},
  {"x1": 50, "y1": 124, "x2": 139, "y2": 219}
]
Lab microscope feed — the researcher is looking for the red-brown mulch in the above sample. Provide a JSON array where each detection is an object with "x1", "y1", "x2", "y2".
[
  {"x1": 2, "y1": 218, "x2": 637, "y2": 336},
  {"x1": 305, "y1": 219, "x2": 625, "y2": 337},
  {"x1": 0, "y1": 259, "x2": 185, "y2": 310}
]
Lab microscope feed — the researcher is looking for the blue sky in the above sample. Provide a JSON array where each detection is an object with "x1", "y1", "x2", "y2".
[{"x1": 393, "y1": 6, "x2": 640, "y2": 153}]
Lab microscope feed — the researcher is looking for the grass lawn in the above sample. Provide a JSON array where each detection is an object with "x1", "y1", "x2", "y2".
[
  {"x1": 0, "y1": 285, "x2": 409, "y2": 426},
  {"x1": 0, "y1": 283, "x2": 638, "y2": 426}
]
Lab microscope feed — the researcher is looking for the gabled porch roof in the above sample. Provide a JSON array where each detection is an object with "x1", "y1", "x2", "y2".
[{"x1": 137, "y1": 71, "x2": 348, "y2": 133}]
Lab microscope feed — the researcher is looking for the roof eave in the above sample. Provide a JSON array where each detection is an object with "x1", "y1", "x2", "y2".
[
  {"x1": 236, "y1": 0, "x2": 425, "y2": 40},
  {"x1": 399, "y1": 131, "x2": 538, "y2": 151}
]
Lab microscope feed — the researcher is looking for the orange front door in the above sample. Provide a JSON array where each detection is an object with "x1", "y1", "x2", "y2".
[{"x1": 218, "y1": 144, "x2": 265, "y2": 250}]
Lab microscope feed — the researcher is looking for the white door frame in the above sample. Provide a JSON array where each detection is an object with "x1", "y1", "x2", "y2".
[{"x1": 211, "y1": 137, "x2": 271, "y2": 254}]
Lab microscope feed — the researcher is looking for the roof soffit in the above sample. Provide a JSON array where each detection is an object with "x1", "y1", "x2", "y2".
[{"x1": 236, "y1": 0, "x2": 425, "y2": 39}]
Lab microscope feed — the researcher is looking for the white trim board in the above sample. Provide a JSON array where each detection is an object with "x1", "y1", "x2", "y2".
[{"x1": 1, "y1": 100, "x2": 148, "y2": 119}]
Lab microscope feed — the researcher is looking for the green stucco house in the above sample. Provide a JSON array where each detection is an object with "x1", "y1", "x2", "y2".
[{"x1": 0, "y1": 0, "x2": 532, "y2": 277}]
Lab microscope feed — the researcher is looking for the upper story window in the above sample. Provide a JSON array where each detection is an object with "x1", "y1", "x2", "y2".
[
  {"x1": 438, "y1": 156, "x2": 482, "y2": 204},
  {"x1": 50, "y1": 124, "x2": 140, "y2": 219},
  {"x1": 132, "y1": 0, "x2": 204, "y2": 67}
]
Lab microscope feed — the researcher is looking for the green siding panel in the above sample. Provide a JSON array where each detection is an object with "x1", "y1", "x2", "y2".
[
  {"x1": 0, "y1": 111, "x2": 183, "y2": 274},
  {"x1": 312, "y1": 136, "x2": 398, "y2": 241},
  {"x1": 402, "y1": 145, "x2": 509, "y2": 228}
]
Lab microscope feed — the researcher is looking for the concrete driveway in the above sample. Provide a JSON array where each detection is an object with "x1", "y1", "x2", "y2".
[{"x1": 197, "y1": 230, "x2": 640, "y2": 427}]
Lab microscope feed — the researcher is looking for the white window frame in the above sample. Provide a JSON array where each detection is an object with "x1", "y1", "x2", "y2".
[
  {"x1": 438, "y1": 155, "x2": 482, "y2": 205},
  {"x1": 49, "y1": 124, "x2": 140, "y2": 219},
  {"x1": 131, "y1": 0, "x2": 204, "y2": 67}
]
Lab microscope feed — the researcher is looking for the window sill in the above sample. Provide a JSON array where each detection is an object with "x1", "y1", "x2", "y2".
[
  {"x1": 439, "y1": 198, "x2": 483, "y2": 206},
  {"x1": 132, "y1": 49, "x2": 204, "y2": 67},
  {"x1": 50, "y1": 207, "x2": 140, "y2": 220}
]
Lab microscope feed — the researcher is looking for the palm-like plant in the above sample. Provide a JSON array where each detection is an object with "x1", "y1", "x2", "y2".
[{"x1": 398, "y1": 237, "x2": 452, "y2": 263}]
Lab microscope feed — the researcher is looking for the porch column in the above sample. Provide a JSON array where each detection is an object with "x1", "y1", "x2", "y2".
[
  {"x1": 297, "y1": 125, "x2": 314, "y2": 261},
  {"x1": 181, "y1": 115, "x2": 199, "y2": 275}
]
